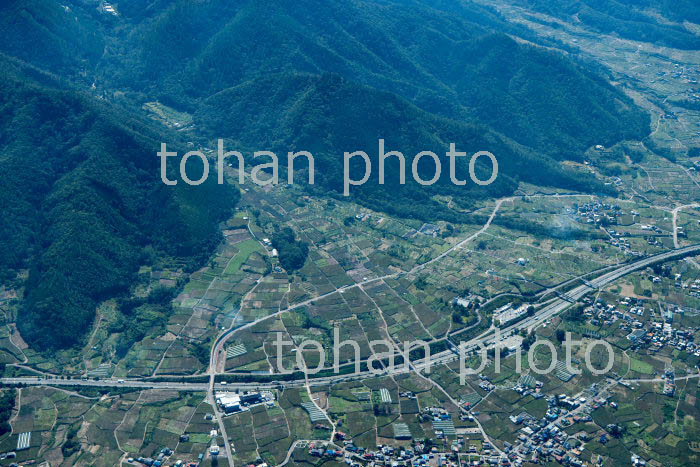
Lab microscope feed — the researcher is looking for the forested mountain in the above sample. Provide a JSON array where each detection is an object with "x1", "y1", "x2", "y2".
[
  {"x1": 0, "y1": 0, "x2": 105, "y2": 76},
  {"x1": 513, "y1": 0, "x2": 700, "y2": 49},
  {"x1": 0, "y1": 0, "x2": 649, "y2": 161},
  {"x1": 196, "y1": 73, "x2": 610, "y2": 219},
  {"x1": 0, "y1": 56, "x2": 237, "y2": 349},
  {"x1": 109, "y1": 0, "x2": 648, "y2": 159},
  {"x1": 0, "y1": 0, "x2": 656, "y2": 350}
]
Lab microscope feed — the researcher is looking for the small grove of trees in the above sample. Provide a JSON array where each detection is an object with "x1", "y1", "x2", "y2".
[
  {"x1": 111, "y1": 286, "x2": 177, "y2": 358},
  {"x1": 520, "y1": 329, "x2": 536, "y2": 351},
  {"x1": 565, "y1": 304, "x2": 586, "y2": 323},
  {"x1": 373, "y1": 402, "x2": 392, "y2": 416},
  {"x1": 452, "y1": 299, "x2": 479, "y2": 325},
  {"x1": 0, "y1": 388, "x2": 16, "y2": 436},
  {"x1": 271, "y1": 227, "x2": 309, "y2": 271},
  {"x1": 61, "y1": 424, "x2": 81, "y2": 457},
  {"x1": 190, "y1": 341, "x2": 211, "y2": 365},
  {"x1": 556, "y1": 329, "x2": 566, "y2": 343}
]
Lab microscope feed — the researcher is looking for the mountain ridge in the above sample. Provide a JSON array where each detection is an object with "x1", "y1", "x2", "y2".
[{"x1": 0, "y1": 56, "x2": 238, "y2": 349}]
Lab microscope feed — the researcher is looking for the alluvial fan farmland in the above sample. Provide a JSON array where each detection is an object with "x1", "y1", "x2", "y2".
[{"x1": 0, "y1": 0, "x2": 699, "y2": 466}]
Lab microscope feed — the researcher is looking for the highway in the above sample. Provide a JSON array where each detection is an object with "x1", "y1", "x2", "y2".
[
  {"x1": 5, "y1": 243, "x2": 699, "y2": 391},
  {"x1": 0, "y1": 377, "x2": 282, "y2": 392},
  {"x1": 2, "y1": 243, "x2": 699, "y2": 467},
  {"x1": 416, "y1": 242, "x2": 700, "y2": 368}
]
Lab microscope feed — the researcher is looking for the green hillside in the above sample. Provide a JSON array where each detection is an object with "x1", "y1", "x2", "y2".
[
  {"x1": 0, "y1": 0, "x2": 657, "y2": 349},
  {"x1": 108, "y1": 0, "x2": 648, "y2": 158},
  {"x1": 0, "y1": 57, "x2": 238, "y2": 350},
  {"x1": 513, "y1": 0, "x2": 700, "y2": 49},
  {"x1": 197, "y1": 72, "x2": 612, "y2": 220}
]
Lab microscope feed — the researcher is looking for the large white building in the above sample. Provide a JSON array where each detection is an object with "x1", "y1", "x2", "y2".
[
  {"x1": 216, "y1": 393, "x2": 242, "y2": 413},
  {"x1": 215, "y1": 391, "x2": 268, "y2": 413}
]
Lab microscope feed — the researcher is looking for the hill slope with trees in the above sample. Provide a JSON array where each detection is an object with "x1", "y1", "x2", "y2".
[{"x1": 0, "y1": 57, "x2": 238, "y2": 349}]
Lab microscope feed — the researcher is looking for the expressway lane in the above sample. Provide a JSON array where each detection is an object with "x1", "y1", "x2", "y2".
[
  {"x1": 0, "y1": 377, "x2": 284, "y2": 392},
  {"x1": 4, "y1": 244, "x2": 700, "y2": 392}
]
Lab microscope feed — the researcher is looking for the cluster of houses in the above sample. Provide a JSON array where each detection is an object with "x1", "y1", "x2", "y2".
[
  {"x1": 130, "y1": 428, "x2": 228, "y2": 467},
  {"x1": 418, "y1": 406, "x2": 453, "y2": 423},
  {"x1": 301, "y1": 400, "x2": 506, "y2": 466},
  {"x1": 512, "y1": 376, "x2": 545, "y2": 398},
  {"x1": 607, "y1": 230, "x2": 636, "y2": 254},
  {"x1": 653, "y1": 63, "x2": 699, "y2": 87},
  {"x1": 309, "y1": 442, "x2": 344, "y2": 459},
  {"x1": 504, "y1": 390, "x2": 625, "y2": 466},
  {"x1": 130, "y1": 448, "x2": 200, "y2": 467},
  {"x1": 684, "y1": 278, "x2": 700, "y2": 299},
  {"x1": 579, "y1": 296, "x2": 699, "y2": 357},
  {"x1": 568, "y1": 200, "x2": 689, "y2": 255},
  {"x1": 627, "y1": 308, "x2": 698, "y2": 355},
  {"x1": 317, "y1": 440, "x2": 472, "y2": 466},
  {"x1": 572, "y1": 201, "x2": 624, "y2": 227},
  {"x1": 477, "y1": 376, "x2": 496, "y2": 393},
  {"x1": 663, "y1": 369, "x2": 676, "y2": 396}
]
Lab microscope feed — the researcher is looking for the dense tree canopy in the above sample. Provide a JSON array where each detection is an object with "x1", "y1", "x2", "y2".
[
  {"x1": 0, "y1": 58, "x2": 238, "y2": 350},
  {"x1": 0, "y1": 0, "x2": 660, "y2": 350},
  {"x1": 513, "y1": 0, "x2": 700, "y2": 49},
  {"x1": 272, "y1": 228, "x2": 309, "y2": 272}
]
